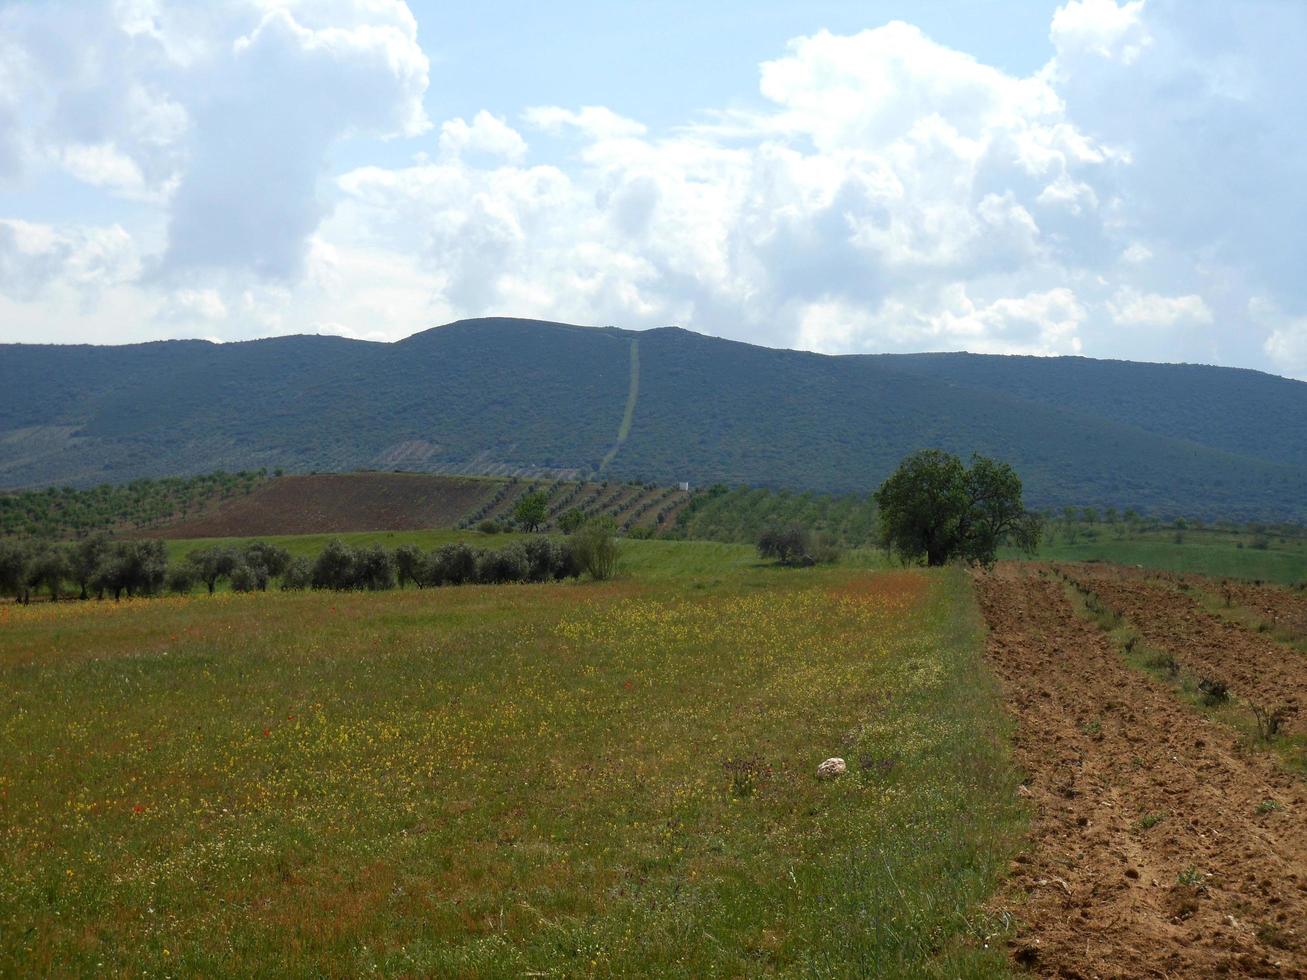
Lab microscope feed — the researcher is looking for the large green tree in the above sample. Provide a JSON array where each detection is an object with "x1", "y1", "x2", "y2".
[{"x1": 874, "y1": 450, "x2": 1041, "y2": 567}]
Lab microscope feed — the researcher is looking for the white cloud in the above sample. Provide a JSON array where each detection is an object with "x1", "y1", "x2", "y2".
[
  {"x1": 0, "y1": 219, "x2": 140, "y2": 301},
  {"x1": 439, "y1": 111, "x2": 527, "y2": 161},
  {"x1": 523, "y1": 106, "x2": 647, "y2": 140},
  {"x1": 0, "y1": 0, "x2": 1302, "y2": 379},
  {"x1": 1121, "y1": 242, "x2": 1152, "y2": 263},
  {"x1": 1109, "y1": 288, "x2": 1213, "y2": 327},
  {"x1": 798, "y1": 287, "x2": 1087, "y2": 356},
  {"x1": 328, "y1": 19, "x2": 1123, "y2": 351},
  {"x1": 159, "y1": 2, "x2": 430, "y2": 280},
  {"x1": 1264, "y1": 319, "x2": 1307, "y2": 380},
  {"x1": 159, "y1": 287, "x2": 228, "y2": 322},
  {"x1": 1051, "y1": 0, "x2": 1151, "y2": 64},
  {"x1": 58, "y1": 143, "x2": 150, "y2": 197}
]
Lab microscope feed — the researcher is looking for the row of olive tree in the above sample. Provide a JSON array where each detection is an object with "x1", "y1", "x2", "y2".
[
  {"x1": 0, "y1": 535, "x2": 168, "y2": 602},
  {"x1": 0, "y1": 520, "x2": 620, "y2": 603}
]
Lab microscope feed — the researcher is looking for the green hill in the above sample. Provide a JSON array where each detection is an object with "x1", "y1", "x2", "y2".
[{"x1": 3, "y1": 317, "x2": 1305, "y2": 521}]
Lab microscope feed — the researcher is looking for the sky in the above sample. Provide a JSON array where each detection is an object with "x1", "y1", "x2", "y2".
[{"x1": 1, "y1": 1, "x2": 1306, "y2": 380}]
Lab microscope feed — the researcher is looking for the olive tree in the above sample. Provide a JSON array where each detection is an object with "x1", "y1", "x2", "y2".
[
  {"x1": 513, "y1": 491, "x2": 550, "y2": 533},
  {"x1": 874, "y1": 450, "x2": 1041, "y2": 568}
]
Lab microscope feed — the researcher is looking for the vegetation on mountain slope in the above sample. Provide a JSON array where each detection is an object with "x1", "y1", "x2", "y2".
[
  {"x1": 3, "y1": 317, "x2": 1306, "y2": 520},
  {"x1": 0, "y1": 471, "x2": 269, "y2": 538}
]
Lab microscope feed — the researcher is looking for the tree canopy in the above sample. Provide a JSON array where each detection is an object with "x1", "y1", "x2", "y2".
[
  {"x1": 874, "y1": 450, "x2": 1041, "y2": 567},
  {"x1": 513, "y1": 491, "x2": 549, "y2": 533}
]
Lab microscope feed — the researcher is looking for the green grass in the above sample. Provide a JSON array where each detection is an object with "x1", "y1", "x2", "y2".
[
  {"x1": 0, "y1": 546, "x2": 1021, "y2": 976},
  {"x1": 1007, "y1": 527, "x2": 1307, "y2": 584}
]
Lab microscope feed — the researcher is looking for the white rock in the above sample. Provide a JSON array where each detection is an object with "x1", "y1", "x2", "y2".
[{"x1": 817, "y1": 757, "x2": 847, "y2": 779}]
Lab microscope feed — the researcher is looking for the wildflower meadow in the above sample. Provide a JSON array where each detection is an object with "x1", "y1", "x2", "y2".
[{"x1": 1, "y1": 542, "x2": 1021, "y2": 976}]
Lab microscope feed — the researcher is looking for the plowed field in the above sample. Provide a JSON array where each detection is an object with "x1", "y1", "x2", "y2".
[
  {"x1": 1062, "y1": 563, "x2": 1307, "y2": 726},
  {"x1": 145, "y1": 473, "x2": 497, "y2": 537},
  {"x1": 976, "y1": 563, "x2": 1307, "y2": 977}
]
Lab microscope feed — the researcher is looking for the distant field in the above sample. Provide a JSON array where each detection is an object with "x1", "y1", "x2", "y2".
[
  {"x1": 1005, "y1": 527, "x2": 1307, "y2": 584},
  {"x1": 143, "y1": 471, "x2": 690, "y2": 540},
  {"x1": 152, "y1": 472, "x2": 500, "y2": 538},
  {"x1": 0, "y1": 549, "x2": 1020, "y2": 976}
]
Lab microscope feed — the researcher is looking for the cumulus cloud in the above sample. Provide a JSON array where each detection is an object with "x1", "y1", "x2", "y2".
[
  {"x1": 438, "y1": 112, "x2": 527, "y2": 161},
  {"x1": 0, "y1": 219, "x2": 140, "y2": 302},
  {"x1": 0, "y1": 0, "x2": 429, "y2": 282},
  {"x1": 158, "y1": 287, "x2": 228, "y2": 322},
  {"x1": 1264, "y1": 319, "x2": 1307, "y2": 380},
  {"x1": 0, "y1": 0, "x2": 1303, "y2": 378},
  {"x1": 1109, "y1": 288, "x2": 1213, "y2": 327},
  {"x1": 1050, "y1": 0, "x2": 1151, "y2": 64},
  {"x1": 330, "y1": 17, "x2": 1122, "y2": 352},
  {"x1": 798, "y1": 287, "x2": 1087, "y2": 356},
  {"x1": 159, "y1": 1, "x2": 430, "y2": 280}
]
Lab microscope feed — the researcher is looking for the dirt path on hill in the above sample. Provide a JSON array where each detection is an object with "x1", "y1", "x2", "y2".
[
  {"x1": 1061, "y1": 564, "x2": 1307, "y2": 728},
  {"x1": 975, "y1": 563, "x2": 1307, "y2": 977}
]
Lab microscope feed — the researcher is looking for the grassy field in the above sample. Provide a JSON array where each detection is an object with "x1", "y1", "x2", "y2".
[
  {"x1": 1003, "y1": 527, "x2": 1307, "y2": 584},
  {"x1": 0, "y1": 545, "x2": 1022, "y2": 976}
]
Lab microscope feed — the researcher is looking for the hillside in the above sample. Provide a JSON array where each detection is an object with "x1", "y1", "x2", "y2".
[
  {"x1": 136, "y1": 471, "x2": 689, "y2": 539},
  {"x1": 3, "y1": 317, "x2": 1307, "y2": 520},
  {"x1": 0, "y1": 471, "x2": 269, "y2": 538}
]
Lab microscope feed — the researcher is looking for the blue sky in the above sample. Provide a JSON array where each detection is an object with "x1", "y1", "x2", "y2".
[{"x1": 2, "y1": 0, "x2": 1306, "y2": 380}]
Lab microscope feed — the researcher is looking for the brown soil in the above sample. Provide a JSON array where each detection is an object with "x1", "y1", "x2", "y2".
[
  {"x1": 976, "y1": 563, "x2": 1307, "y2": 977},
  {"x1": 143, "y1": 473, "x2": 499, "y2": 538},
  {"x1": 1061, "y1": 564, "x2": 1307, "y2": 728},
  {"x1": 1209, "y1": 579, "x2": 1307, "y2": 640}
]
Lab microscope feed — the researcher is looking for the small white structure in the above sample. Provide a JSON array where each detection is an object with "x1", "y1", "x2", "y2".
[{"x1": 678, "y1": 481, "x2": 691, "y2": 492}]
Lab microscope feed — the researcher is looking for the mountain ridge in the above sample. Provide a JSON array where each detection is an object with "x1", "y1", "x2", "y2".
[{"x1": 4, "y1": 317, "x2": 1305, "y2": 521}]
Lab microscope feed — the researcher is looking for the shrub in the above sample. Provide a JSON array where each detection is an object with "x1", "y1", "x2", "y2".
[
  {"x1": 758, "y1": 526, "x2": 839, "y2": 566},
  {"x1": 476, "y1": 544, "x2": 529, "y2": 584},
  {"x1": 626, "y1": 525, "x2": 656, "y2": 540},
  {"x1": 478, "y1": 519, "x2": 502, "y2": 534},
  {"x1": 1198, "y1": 677, "x2": 1230, "y2": 706},
  {"x1": 429, "y1": 543, "x2": 479, "y2": 586},
  {"x1": 1251, "y1": 703, "x2": 1289, "y2": 742},
  {"x1": 311, "y1": 539, "x2": 356, "y2": 590},
  {"x1": 571, "y1": 517, "x2": 619, "y2": 581},
  {"x1": 758, "y1": 526, "x2": 811, "y2": 566},
  {"x1": 1145, "y1": 650, "x2": 1179, "y2": 679},
  {"x1": 229, "y1": 562, "x2": 260, "y2": 593},
  {"x1": 242, "y1": 541, "x2": 290, "y2": 588},
  {"x1": 394, "y1": 543, "x2": 426, "y2": 588},
  {"x1": 520, "y1": 537, "x2": 574, "y2": 582},
  {"x1": 280, "y1": 556, "x2": 312, "y2": 591},
  {"x1": 165, "y1": 565, "x2": 197, "y2": 595},
  {"x1": 557, "y1": 508, "x2": 586, "y2": 534},
  {"x1": 810, "y1": 531, "x2": 843, "y2": 565},
  {"x1": 352, "y1": 546, "x2": 396, "y2": 591}
]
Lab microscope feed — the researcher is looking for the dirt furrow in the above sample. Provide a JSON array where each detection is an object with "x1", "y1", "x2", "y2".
[
  {"x1": 1061, "y1": 564, "x2": 1307, "y2": 726},
  {"x1": 976, "y1": 563, "x2": 1307, "y2": 977},
  {"x1": 1203, "y1": 577, "x2": 1307, "y2": 640}
]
